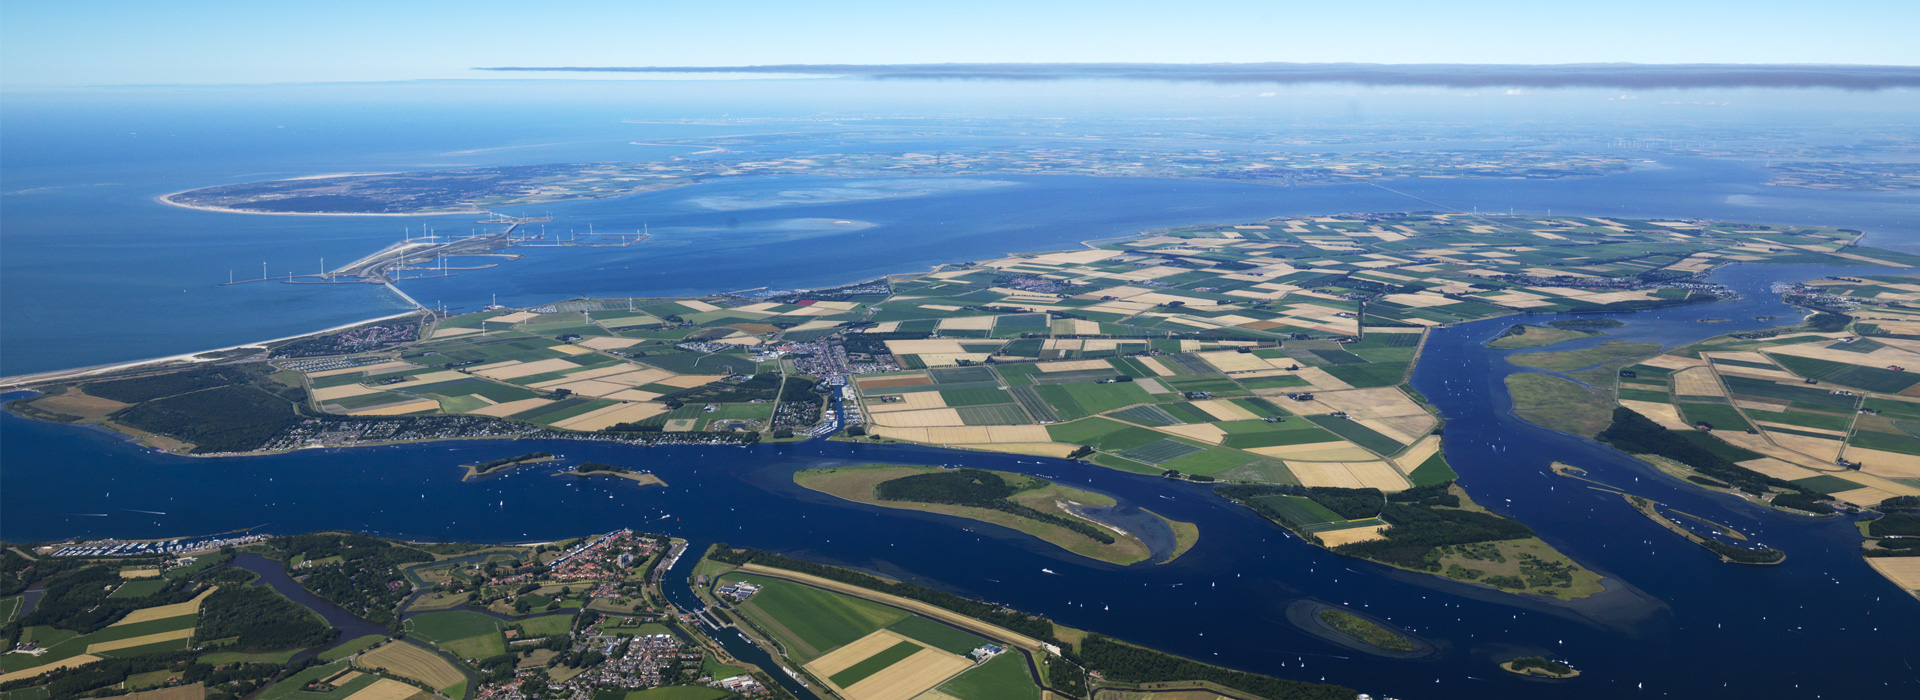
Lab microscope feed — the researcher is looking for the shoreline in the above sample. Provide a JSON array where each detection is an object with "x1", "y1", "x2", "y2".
[
  {"x1": 0, "y1": 310, "x2": 428, "y2": 389},
  {"x1": 154, "y1": 191, "x2": 478, "y2": 217}
]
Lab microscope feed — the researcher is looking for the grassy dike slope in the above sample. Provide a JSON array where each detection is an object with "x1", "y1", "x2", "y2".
[{"x1": 794, "y1": 464, "x2": 1185, "y2": 566}]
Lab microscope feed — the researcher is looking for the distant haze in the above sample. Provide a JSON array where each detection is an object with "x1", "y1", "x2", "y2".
[{"x1": 478, "y1": 63, "x2": 1920, "y2": 91}]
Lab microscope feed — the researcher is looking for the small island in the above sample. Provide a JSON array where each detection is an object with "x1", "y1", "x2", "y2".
[
  {"x1": 1501, "y1": 656, "x2": 1581, "y2": 679},
  {"x1": 458, "y1": 451, "x2": 559, "y2": 480},
  {"x1": 1317, "y1": 608, "x2": 1416, "y2": 652},
  {"x1": 553, "y1": 462, "x2": 666, "y2": 486},
  {"x1": 794, "y1": 464, "x2": 1190, "y2": 565}
]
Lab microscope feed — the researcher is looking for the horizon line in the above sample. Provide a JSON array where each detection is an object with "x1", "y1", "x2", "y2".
[{"x1": 474, "y1": 61, "x2": 1920, "y2": 90}]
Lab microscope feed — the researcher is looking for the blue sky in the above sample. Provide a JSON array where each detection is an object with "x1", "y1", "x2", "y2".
[{"x1": 3, "y1": 0, "x2": 1917, "y2": 87}]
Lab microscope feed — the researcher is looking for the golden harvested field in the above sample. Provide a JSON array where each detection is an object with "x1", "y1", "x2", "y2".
[
  {"x1": 664, "y1": 419, "x2": 699, "y2": 432},
  {"x1": 885, "y1": 339, "x2": 969, "y2": 355},
  {"x1": 1153, "y1": 423, "x2": 1226, "y2": 445},
  {"x1": 1671, "y1": 367, "x2": 1726, "y2": 397},
  {"x1": 119, "y1": 568, "x2": 161, "y2": 579},
  {"x1": 1765, "y1": 432, "x2": 1843, "y2": 462},
  {"x1": 551, "y1": 345, "x2": 594, "y2": 356},
  {"x1": 1619, "y1": 400, "x2": 1690, "y2": 430},
  {"x1": 343, "y1": 680, "x2": 422, "y2": 700},
  {"x1": 357, "y1": 641, "x2": 465, "y2": 691},
  {"x1": 552, "y1": 402, "x2": 670, "y2": 431},
  {"x1": 937, "y1": 316, "x2": 997, "y2": 331},
  {"x1": 123, "y1": 683, "x2": 206, "y2": 700},
  {"x1": 1315, "y1": 525, "x2": 1389, "y2": 547},
  {"x1": 1189, "y1": 399, "x2": 1257, "y2": 421},
  {"x1": 0, "y1": 654, "x2": 102, "y2": 681},
  {"x1": 1287, "y1": 461, "x2": 1410, "y2": 492},
  {"x1": 865, "y1": 392, "x2": 947, "y2": 413},
  {"x1": 868, "y1": 425, "x2": 1052, "y2": 445},
  {"x1": 869, "y1": 408, "x2": 967, "y2": 428},
  {"x1": 113, "y1": 588, "x2": 215, "y2": 626},
  {"x1": 1842, "y1": 446, "x2": 1920, "y2": 478},
  {"x1": 1037, "y1": 359, "x2": 1112, "y2": 372},
  {"x1": 467, "y1": 397, "x2": 553, "y2": 417},
  {"x1": 1291, "y1": 367, "x2": 1353, "y2": 391},
  {"x1": 1195, "y1": 351, "x2": 1271, "y2": 373},
  {"x1": 429, "y1": 327, "x2": 482, "y2": 339},
  {"x1": 804, "y1": 630, "x2": 912, "y2": 678},
  {"x1": 656, "y1": 374, "x2": 725, "y2": 388},
  {"x1": 838, "y1": 647, "x2": 973, "y2": 700},
  {"x1": 1866, "y1": 557, "x2": 1920, "y2": 594},
  {"x1": 1314, "y1": 387, "x2": 1425, "y2": 420},
  {"x1": 349, "y1": 399, "x2": 439, "y2": 417},
  {"x1": 87, "y1": 628, "x2": 193, "y2": 653},
  {"x1": 312, "y1": 384, "x2": 384, "y2": 402},
  {"x1": 577, "y1": 336, "x2": 642, "y2": 350},
  {"x1": 1391, "y1": 435, "x2": 1442, "y2": 473},
  {"x1": 475, "y1": 358, "x2": 581, "y2": 380}
]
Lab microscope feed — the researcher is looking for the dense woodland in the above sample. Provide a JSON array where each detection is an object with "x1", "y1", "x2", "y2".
[
  {"x1": 1218, "y1": 482, "x2": 1536, "y2": 570},
  {"x1": 269, "y1": 534, "x2": 432, "y2": 623},
  {"x1": 81, "y1": 365, "x2": 277, "y2": 404},
  {"x1": 873, "y1": 469, "x2": 1115, "y2": 544},
  {"x1": 112, "y1": 386, "x2": 303, "y2": 454},
  {"x1": 195, "y1": 576, "x2": 338, "y2": 650},
  {"x1": 1598, "y1": 407, "x2": 1828, "y2": 512}
]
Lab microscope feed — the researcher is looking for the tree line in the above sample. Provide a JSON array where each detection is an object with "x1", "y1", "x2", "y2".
[{"x1": 874, "y1": 469, "x2": 1116, "y2": 544}]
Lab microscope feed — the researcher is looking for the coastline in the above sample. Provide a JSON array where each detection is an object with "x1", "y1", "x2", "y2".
[
  {"x1": 0, "y1": 310, "x2": 427, "y2": 389},
  {"x1": 153, "y1": 191, "x2": 477, "y2": 217}
]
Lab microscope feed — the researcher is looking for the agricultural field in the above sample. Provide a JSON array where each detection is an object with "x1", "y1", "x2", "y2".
[
  {"x1": 19, "y1": 213, "x2": 1905, "y2": 462},
  {"x1": 1, "y1": 588, "x2": 213, "y2": 675},
  {"x1": 1604, "y1": 312, "x2": 1920, "y2": 510},
  {"x1": 404, "y1": 611, "x2": 506, "y2": 661},
  {"x1": 354, "y1": 640, "x2": 466, "y2": 694},
  {"x1": 711, "y1": 574, "x2": 1017, "y2": 700}
]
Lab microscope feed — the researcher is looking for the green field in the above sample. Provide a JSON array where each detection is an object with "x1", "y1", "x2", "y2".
[
  {"x1": 828, "y1": 640, "x2": 923, "y2": 687},
  {"x1": 935, "y1": 653, "x2": 1041, "y2": 700},
  {"x1": 516, "y1": 613, "x2": 575, "y2": 637},
  {"x1": 957, "y1": 404, "x2": 1031, "y2": 426},
  {"x1": 407, "y1": 610, "x2": 505, "y2": 659},
  {"x1": 1768, "y1": 353, "x2": 1920, "y2": 393},
  {"x1": 319, "y1": 634, "x2": 386, "y2": 662},
  {"x1": 1305, "y1": 415, "x2": 1406, "y2": 455},
  {"x1": 1115, "y1": 439, "x2": 1204, "y2": 465},
  {"x1": 722, "y1": 574, "x2": 906, "y2": 660},
  {"x1": 1679, "y1": 403, "x2": 1753, "y2": 432},
  {"x1": 884, "y1": 616, "x2": 987, "y2": 655},
  {"x1": 1792, "y1": 474, "x2": 1865, "y2": 495},
  {"x1": 108, "y1": 579, "x2": 168, "y2": 599},
  {"x1": 1406, "y1": 451, "x2": 1458, "y2": 486},
  {"x1": 1248, "y1": 494, "x2": 1343, "y2": 527}
]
